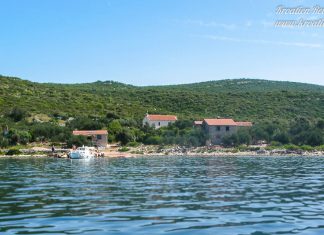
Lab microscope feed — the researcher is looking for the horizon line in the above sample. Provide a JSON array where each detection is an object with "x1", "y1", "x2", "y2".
[{"x1": 1, "y1": 74, "x2": 324, "y2": 87}]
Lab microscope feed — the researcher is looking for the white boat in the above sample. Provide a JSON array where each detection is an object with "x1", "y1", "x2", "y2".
[{"x1": 68, "y1": 146, "x2": 96, "y2": 159}]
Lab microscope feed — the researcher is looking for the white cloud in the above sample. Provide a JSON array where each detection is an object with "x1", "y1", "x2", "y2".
[{"x1": 201, "y1": 35, "x2": 322, "y2": 48}]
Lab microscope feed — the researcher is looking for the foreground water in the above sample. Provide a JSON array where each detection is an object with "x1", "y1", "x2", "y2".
[{"x1": 1, "y1": 156, "x2": 324, "y2": 235}]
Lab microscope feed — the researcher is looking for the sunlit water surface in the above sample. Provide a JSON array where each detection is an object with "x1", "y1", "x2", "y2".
[{"x1": 1, "y1": 156, "x2": 324, "y2": 235}]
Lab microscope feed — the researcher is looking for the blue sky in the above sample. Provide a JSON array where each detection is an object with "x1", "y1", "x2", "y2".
[{"x1": 0, "y1": 0, "x2": 323, "y2": 85}]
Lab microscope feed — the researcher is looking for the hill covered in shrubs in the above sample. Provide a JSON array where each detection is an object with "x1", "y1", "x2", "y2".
[{"x1": 0, "y1": 75, "x2": 323, "y2": 148}]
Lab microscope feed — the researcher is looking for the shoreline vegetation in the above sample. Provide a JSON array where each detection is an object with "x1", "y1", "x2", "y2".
[{"x1": 1, "y1": 115, "x2": 323, "y2": 158}]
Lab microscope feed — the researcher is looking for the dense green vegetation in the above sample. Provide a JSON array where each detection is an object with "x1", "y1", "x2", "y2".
[
  {"x1": 1, "y1": 75, "x2": 324, "y2": 121},
  {"x1": 0, "y1": 75, "x2": 323, "y2": 149},
  {"x1": 222, "y1": 118, "x2": 324, "y2": 147}
]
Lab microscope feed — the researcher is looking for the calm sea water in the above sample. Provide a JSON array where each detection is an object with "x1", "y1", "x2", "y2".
[{"x1": 1, "y1": 156, "x2": 324, "y2": 235}]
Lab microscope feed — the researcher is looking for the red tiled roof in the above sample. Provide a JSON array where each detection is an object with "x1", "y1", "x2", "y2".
[
  {"x1": 203, "y1": 118, "x2": 237, "y2": 126},
  {"x1": 73, "y1": 130, "x2": 108, "y2": 136},
  {"x1": 146, "y1": 114, "x2": 177, "y2": 121},
  {"x1": 194, "y1": 121, "x2": 203, "y2": 125},
  {"x1": 236, "y1": 121, "x2": 253, "y2": 127}
]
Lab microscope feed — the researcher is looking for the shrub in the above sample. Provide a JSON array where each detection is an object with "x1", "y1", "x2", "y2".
[
  {"x1": 316, "y1": 145, "x2": 324, "y2": 151},
  {"x1": 306, "y1": 131, "x2": 323, "y2": 146},
  {"x1": 118, "y1": 147, "x2": 130, "y2": 152},
  {"x1": 222, "y1": 134, "x2": 239, "y2": 147},
  {"x1": 270, "y1": 141, "x2": 282, "y2": 146},
  {"x1": 116, "y1": 128, "x2": 135, "y2": 145},
  {"x1": 273, "y1": 132, "x2": 290, "y2": 144},
  {"x1": 7, "y1": 107, "x2": 27, "y2": 122},
  {"x1": 284, "y1": 144, "x2": 300, "y2": 151},
  {"x1": 265, "y1": 145, "x2": 277, "y2": 151},
  {"x1": 66, "y1": 135, "x2": 91, "y2": 148},
  {"x1": 144, "y1": 136, "x2": 162, "y2": 145},
  {"x1": 300, "y1": 145, "x2": 314, "y2": 151},
  {"x1": 6, "y1": 148, "x2": 22, "y2": 155},
  {"x1": 247, "y1": 146, "x2": 260, "y2": 151},
  {"x1": 15, "y1": 131, "x2": 32, "y2": 145},
  {"x1": 127, "y1": 141, "x2": 140, "y2": 147},
  {"x1": 0, "y1": 137, "x2": 9, "y2": 148},
  {"x1": 106, "y1": 112, "x2": 120, "y2": 120},
  {"x1": 237, "y1": 145, "x2": 248, "y2": 151},
  {"x1": 31, "y1": 123, "x2": 67, "y2": 141},
  {"x1": 67, "y1": 117, "x2": 104, "y2": 130}
]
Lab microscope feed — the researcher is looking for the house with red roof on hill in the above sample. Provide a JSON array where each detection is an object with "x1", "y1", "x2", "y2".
[
  {"x1": 201, "y1": 118, "x2": 252, "y2": 145},
  {"x1": 143, "y1": 114, "x2": 177, "y2": 129}
]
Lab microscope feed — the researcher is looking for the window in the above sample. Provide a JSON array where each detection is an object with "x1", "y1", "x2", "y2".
[
  {"x1": 216, "y1": 126, "x2": 221, "y2": 131},
  {"x1": 158, "y1": 122, "x2": 160, "y2": 126},
  {"x1": 226, "y1": 126, "x2": 230, "y2": 131},
  {"x1": 97, "y1": 135, "x2": 102, "y2": 140}
]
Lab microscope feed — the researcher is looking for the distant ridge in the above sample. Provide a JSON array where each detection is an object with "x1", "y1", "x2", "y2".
[{"x1": 0, "y1": 75, "x2": 323, "y2": 122}]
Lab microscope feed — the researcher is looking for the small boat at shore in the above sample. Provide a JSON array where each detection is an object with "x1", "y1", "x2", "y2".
[{"x1": 68, "y1": 146, "x2": 96, "y2": 159}]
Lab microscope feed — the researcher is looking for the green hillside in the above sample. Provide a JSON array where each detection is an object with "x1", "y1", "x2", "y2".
[{"x1": 1, "y1": 75, "x2": 323, "y2": 123}]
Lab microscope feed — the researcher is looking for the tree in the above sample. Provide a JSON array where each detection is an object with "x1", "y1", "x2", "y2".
[
  {"x1": 116, "y1": 128, "x2": 135, "y2": 145},
  {"x1": 17, "y1": 131, "x2": 32, "y2": 145},
  {"x1": 237, "y1": 128, "x2": 252, "y2": 145},
  {"x1": 31, "y1": 123, "x2": 66, "y2": 141},
  {"x1": 222, "y1": 134, "x2": 239, "y2": 147},
  {"x1": 106, "y1": 112, "x2": 120, "y2": 120},
  {"x1": 107, "y1": 119, "x2": 124, "y2": 142},
  {"x1": 68, "y1": 117, "x2": 104, "y2": 130},
  {"x1": 9, "y1": 132, "x2": 19, "y2": 145},
  {"x1": 290, "y1": 117, "x2": 310, "y2": 135},
  {"x1": 66, "y1": 135, "x2": 90, "y2": 148},
  {"x1": 251, "y1": 126, "x2": 269, "y2": 143},
  {"x1": 273, "y1": 132, "x2": 290, "y2": 144},
  {"x1": 0, "y1": 136, "x2": 9, "y2": 148},
  {"x1": 174, "y1": 120, "x2": 193, "y2": 129},
  {"x1": 316, "y1": 119, "x2": 324, "y2": 129},
  {"x1": 7, "y1": 107, "x2": 27, "y2": 122},
  {"x1": 108, "y1": 120, "x2": 122, "y2": 134},
  {"x1": 306, "y1": 130, "x2": 323, "y2": 146}
]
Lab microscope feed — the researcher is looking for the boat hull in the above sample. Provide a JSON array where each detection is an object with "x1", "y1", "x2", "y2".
[{"x1": 69, "y1": 151, "x2": 82, "y2": 159}]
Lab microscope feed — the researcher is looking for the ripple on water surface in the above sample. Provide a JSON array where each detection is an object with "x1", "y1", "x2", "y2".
[{"x1": 0, "y1": 156, "x2": 324, "y2": 234}]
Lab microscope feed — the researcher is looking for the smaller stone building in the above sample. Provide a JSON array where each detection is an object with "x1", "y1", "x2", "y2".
[
  {"x1": 143, "y1": 114, "x2": 177, "y2": 129},
  {"x1": 72, "y1": 130, "x2": 108, "y2": 148}
]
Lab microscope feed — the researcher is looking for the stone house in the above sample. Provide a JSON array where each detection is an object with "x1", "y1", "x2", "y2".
[
  {"x1": 143, "y1": 114, "x2": 177, "y2": 129},
  {"x1": 202, "y1": 119, "x2": 238, "y2": 145},
  {"x1": 72, "y1": 130, "x2": 108, "y2": 148}
]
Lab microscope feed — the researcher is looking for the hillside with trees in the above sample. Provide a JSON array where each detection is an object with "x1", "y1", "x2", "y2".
[{"x1": 0, "y1": 75, "x2": 323, "y2": 149}]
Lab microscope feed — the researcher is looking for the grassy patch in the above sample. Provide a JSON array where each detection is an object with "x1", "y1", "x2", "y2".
[{"x1": 118, "y1": 147, "x2": 130, "y2": 152}]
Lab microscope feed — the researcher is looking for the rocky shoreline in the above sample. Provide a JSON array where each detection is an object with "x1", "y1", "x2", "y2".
[{"x1": 1, "y1": 145, "x2": 323, "y2": 158}]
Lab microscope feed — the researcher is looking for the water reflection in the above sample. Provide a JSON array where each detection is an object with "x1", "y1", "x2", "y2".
[{"x1": 0, "y1": 156, "x2": 324, "y2": 234}]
